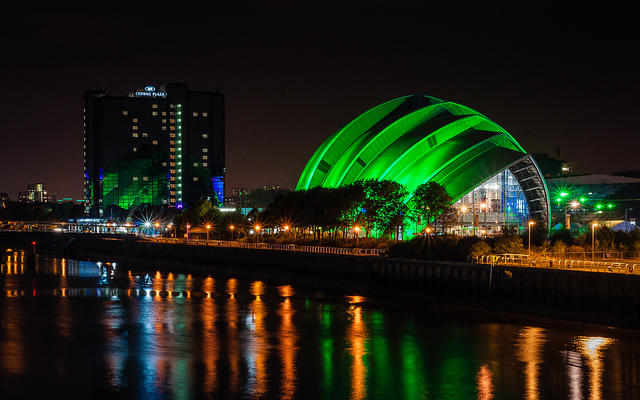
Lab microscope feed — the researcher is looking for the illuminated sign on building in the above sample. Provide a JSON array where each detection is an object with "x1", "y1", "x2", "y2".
[{"x1": 134, "y1": 85, "x2": 167, "y2": 97}]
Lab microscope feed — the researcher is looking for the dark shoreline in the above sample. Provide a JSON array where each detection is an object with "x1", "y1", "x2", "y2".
[{"x1": 2, "y1": 231, "x2": 640, "y2": 329}]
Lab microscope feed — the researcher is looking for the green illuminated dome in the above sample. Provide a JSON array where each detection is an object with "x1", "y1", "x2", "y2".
[{"x1": 297, "y1": 95, "x2": 550, "y2": 230}]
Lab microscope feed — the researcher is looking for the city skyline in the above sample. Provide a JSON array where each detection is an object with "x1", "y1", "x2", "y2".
[{"x1": 1, "y1": 7, "x2": 637, "y2": 199}]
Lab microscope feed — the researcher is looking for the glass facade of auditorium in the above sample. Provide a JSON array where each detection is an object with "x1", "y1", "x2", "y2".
[{"x1": 455, "y1": 169, "x2": 529, "y2": 235}]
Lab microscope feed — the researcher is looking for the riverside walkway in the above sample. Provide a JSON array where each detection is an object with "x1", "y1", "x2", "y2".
[
  {"x1": 149, "y1": 237, "x2": 386, "y2": 256},
  {"x1": 475, "y1": 253, "x2": 640, "y2": 275}
]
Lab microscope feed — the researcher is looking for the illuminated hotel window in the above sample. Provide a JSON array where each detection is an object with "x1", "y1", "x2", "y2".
[
  {"x1": 132, "y1": 147, "x2": 137, "y2": 152},
  {"x1": 171, "y1": 184, "x2": 176, "y2": 188},
  {"x1": 162, "y1": 119, "x2": 167, "y2": 123},
  {"x1": 170, "y1": 140, "x2": 175, "y2": 145},
  {"x1": 152, "y1": 140, "x2": 158, "y2": 145},
  {"x1": 170, "y1": 155, "x2": 175, "y2": 159},
  {"x1": 152, "y1": 104, "x2": 158, "y2": 109},
  {"x1": 170, "y1": 126, "x2": 175, "y2": 131},
  {"x1": 202, "y1": 162, "x2": 208, "y2": 167},
  {"x1": 142, "y1": 176, "x2": 148, "y2": 181},
  {"x1": 162, "y1": 126, "x2": 167, "y2": 131},
  {"x1": 170, "y1": 119, "x2": 175, "y2": 123},
  {"x1": 193, "y1": 112, "x2": 198, "y2": 117},
  {"x1": 132, "y1": 125, "x2": 138, "y2": 130},
  {"x1": 202, "y1": 155, "x2": 208, "y2": 160},
  {"x1": 152, "y1": 111, "x2": 158, "y2": 116},
  {"x1": 202, "y1": 133, "x2": 208, "y2": 138},
  {"x1": 132, "y1": 118, "x2": 138, "y2": 122},
  {"x1": 170, "y1": 111, "x2": 175, "y2": 116},
  {"x1": 193, "y1": 162, "x2": 198, "y2": 167},
  {"x1": 170, "y1": 169, "x2": 176, "y2": 174},
  {"x1": 162, "y1": 111, "x2": 166, "y2": 116},
  {"x1": 202, "y1": 148, "x2": 208, "y2": 152},
  {"x1": 162, "y1": 162, "x2": 167, "y2": 167},
  {"x1": 142, "y1": 132, "x2": 148, "y2": 137},
  {"x1": 132, "y1": 133, "x2": 138, "y2": 137},
  {"x1": 193, "y1": 177, "x2": 199, "y2": 181},
  {"x1": 170, "y1": 177, "x2": 176, "y2": 181},
  {"x1": 122, "y1": 111, "x2": 128, "y2": 115},
  {"x1": 133, "y1": 177, "x2": 138, "y2": 181},
  {"x1": 202, "y1": 112, "x2": 208, "y2": 117},
  {"x1": 170, "y1": 147, "x2": 176, "y2": 152},
  {"x1": 170, "y1": 162, "x2": 175, "y2": 166},
  {"x1": 169, "y1": 133, "x2": 175, "y2": 138},
  {"x1": 170, "y1": 104, "x2": 175, "y2": 109},
  {"x1": 170, "y1": 191, "x2": 176, "y2": 196}
]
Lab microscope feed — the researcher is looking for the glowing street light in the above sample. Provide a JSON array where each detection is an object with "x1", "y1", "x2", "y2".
[
  {"x1": 591, "y1": 222, "x2": 598, "y2": 261},
  {"x1": 255, "y1": 225, "x2": 261, "y2": 244},
  {"x1": 459, "y1": 205, "x2": 468, "y2": 236},
  {"x1": 354, "y1": 225, "x2": 360, "y2": 248},
  {"x1": 186, "y1": 224, "x2": 190, "y2": 242},
  {"x1": 229, "y1": 224, "x2": 235, "y2": 240},
  {"x1": 570, "y1": 201, "x2": 580, "y2": 209},
  {"x1": 206, "y1": 224, "x2": 211, "y2": 241},
  {"x1": 528, "y1": 221, "x2": 535, "y2": 257}
]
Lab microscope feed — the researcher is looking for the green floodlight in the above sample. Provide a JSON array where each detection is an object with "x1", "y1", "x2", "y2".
[
  {"x1": 560, "y1": 192, "x2": 568, "y2": 197},
  {"x1": 556, "y1": 198, "x2": 562, "y2": 202},
  {"x1": 608, "y1": 203, "x2": 614, "y2": 208},
  {"x1": 596, "y1": 204, "x2": 603, "y2": 210},
  {"x1": 579, "y1": 197, "x2": 586, "y2": 202}
]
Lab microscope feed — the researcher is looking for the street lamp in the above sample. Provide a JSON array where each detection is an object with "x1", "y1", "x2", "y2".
[
  {"x1": 480, "y1": 202, "x2": 487, "y2": 234},
  {"x1": 591, "y1": 222, "x2": 598, "y2": 261},
  {"x1": 528, "y1": 221, "x2": 535, "y2": 257},
  {"x1": 186, "y1": 224, "x2": 190, "y2": 242},
  {"x1": 459, "y1": 205, "x2": 468, "y2": 236},
  {"x1": 354, "y1": 225, "x2": 360, "y2": 248},
  {"x1": 206, "y1": 224, "x2": 211, "y2": 241},
  {"x1": 425, "y1": 227, "x2": 433, "y2": 262},
  {"x1": 255, "y1": 225, "x2": 261, "y2": 244},
  {"x1": 229, "y1": 224, "x2": 235, "y2": 240}
]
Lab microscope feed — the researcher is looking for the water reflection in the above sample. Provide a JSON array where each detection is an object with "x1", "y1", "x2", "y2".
[
  {"x1": 1, "y1": 256, "x2": 639, "y2": 399},
  {"x1": 477, "y1": 364, "x2": 494, "y2": 400},
  {"x1": 576, "y1": 336, "x2": 615, "y2": 400},
  {"x1": 347, "y1": 295, "x2": 368, "y2": 400},
  {"x1": 278, "y1": 285, "x2": 297, "y2": 400},
  {"x1": 516, "y1": 327, "x2": 546, "y2": 400}
]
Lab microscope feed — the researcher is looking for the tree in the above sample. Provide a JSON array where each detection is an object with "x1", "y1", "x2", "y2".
[
  {"x1": 409, "y1": 182, "x2": 452, "y2": 231},
  {"x1": 359, "y1": 180, "x2": 408, "y2": 238}
]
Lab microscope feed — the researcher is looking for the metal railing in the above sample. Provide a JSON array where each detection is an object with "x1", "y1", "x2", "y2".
[
  {"x1": 473, "y1": 254, "x2": 640, "y2": 275},
  {"x1": 150, "y1": 237, "x2": 385, "y2": 256}
]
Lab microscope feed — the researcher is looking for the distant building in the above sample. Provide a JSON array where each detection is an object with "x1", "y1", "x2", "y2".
[
  {"x1": 83, "y1": 83, "x2": 225, "y2": 216},
  {"x1": 0, "y1": 192, "x2": 8, "y2": 208},
  {"x1": 18, "y1": 183, "x2": 55, "y2": 203},
  {"x1": 231, "y1": 187, "x2": 249, "y2": 207},
  {"x1": 531, "y1": 153, "x2": 573, "y2": 177},
  {"x1": 262, "y1": 184, "x2": 280, "y2": 191}
]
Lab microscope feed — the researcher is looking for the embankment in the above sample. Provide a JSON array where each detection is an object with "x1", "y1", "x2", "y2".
[{"x1": 2, "y1": 231, "x2": 639, "y2": 328}]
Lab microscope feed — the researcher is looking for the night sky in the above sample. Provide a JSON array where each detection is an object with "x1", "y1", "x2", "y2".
[{"x1": 1, "y1": 6, "x2": 637, "y2": 200}]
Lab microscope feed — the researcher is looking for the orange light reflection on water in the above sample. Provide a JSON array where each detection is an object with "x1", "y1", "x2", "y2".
[
  {"x1": 347, "y1": 296, "x2": 367, "y2": 400},
  {"x1": 516, "y1": 327, "x2": 546, "y2": 400},
  {"x1": 278, "y1": 285, "x2": 298, "y2": 399},
  {"x1": 576, "y1": 336, "x2": 614, "y2": 400}
]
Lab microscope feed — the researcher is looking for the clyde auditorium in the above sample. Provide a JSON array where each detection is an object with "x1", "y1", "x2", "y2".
[{"x1": 296, "y1": 95, "x2": 550, "y2": 235}]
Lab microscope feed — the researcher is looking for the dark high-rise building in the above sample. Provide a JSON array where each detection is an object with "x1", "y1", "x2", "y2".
[
  {"x1": 18, "y1": 183, "x2": 55, "y2": 203},
  {"x1": 83, "y1": 83, "x2": 225, "y2": 216}
]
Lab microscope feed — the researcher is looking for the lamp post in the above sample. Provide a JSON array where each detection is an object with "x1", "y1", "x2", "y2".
[
  {"x1": 283, "y1": 225, "x2": 290, "y2": 241},
  {"x1": 229, "y1": 224, "x2": 235, "y2": 240},
  {"x1": 186, "y1": 224, "x2": 190, "y2": 243},
  {"x1": 480, "y1": 202, "x2": 487, "y2": 235},
  {"x1": 528, "y1": 221, "x2": 535, "y2": 257},
  {"x1": 425, "y1": 227, "x2": 432, "y2": 262},
  {"x1": 206, "y1": 224, "x2": 211, "y2": 241},
  {"x1": 591, "y1": 222, "x2": 598, "y2": 261},
  {"x1": 354, "y1": 226, "x2": 360, "y2": 248},
  {"x1": 255, "y1": 225, "x2": 261, "y2": 244},
  {"x1": 459, "y1": 205, "x2": 468, "y2": 236}
]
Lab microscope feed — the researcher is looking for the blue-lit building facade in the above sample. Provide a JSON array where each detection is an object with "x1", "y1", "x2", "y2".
[{"x1": 83, "y1": 83, "x2": 225, "y2": 216}]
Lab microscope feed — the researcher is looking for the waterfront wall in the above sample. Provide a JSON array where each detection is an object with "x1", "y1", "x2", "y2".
[{"x1": 2, "y1": 232, "x2": 639, "y2": 328}]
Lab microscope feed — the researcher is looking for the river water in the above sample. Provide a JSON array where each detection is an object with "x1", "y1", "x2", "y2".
[{"x1": 0, "y1": 251, "x2": 639, "y2": 399}]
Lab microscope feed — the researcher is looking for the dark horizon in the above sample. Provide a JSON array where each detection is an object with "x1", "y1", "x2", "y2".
[{"x1": 1, "y1": 7, "x2": 638, "y2": 200}]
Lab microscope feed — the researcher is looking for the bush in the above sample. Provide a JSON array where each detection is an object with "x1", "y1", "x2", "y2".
[
  {"x1": 470, "y1": 241, "x2": 491, "y2": 258},
  {"x1": 492, "y1": 235, "x2": 525, "y2": 254},
  {"x1": 551, "y1": 241, "x2": 566, "y2": 257}
]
